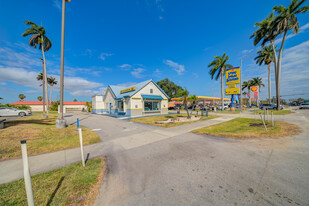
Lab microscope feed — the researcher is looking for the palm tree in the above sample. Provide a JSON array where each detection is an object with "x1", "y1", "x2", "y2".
[
  {"x1": 37, "y1": 73, "x2": 47, "y2": 115},
  {"x1": 47, "y1": 76, "x2": 57, "y2": 103},
  {"x1": 251, "y1": 0, "x2": 309, "y2": 109},
  {"x1": 37, "y1": 96, "x2": 43, "y2": 101},
  {"x1": 251, "y1": 77, "x2": 265, "y2": 106},
  {"x1": 22, "y1": 20, "x2": 52, "y2": 112},
  {"x1": 242, "y1": 80, "x2": 254, "y2": 106},
  {"x1": 208, "y1": 52, "x2": 233, "y2": 111},
  {"x1": 255, "y1": 46, "x2": 275, "y2": 104},
  {"x1": 177, "y1": 88, "x2": 190, "y2": 118},
  {"x1": 19, "y1": 94, "x2": 26, "y2": 101}
]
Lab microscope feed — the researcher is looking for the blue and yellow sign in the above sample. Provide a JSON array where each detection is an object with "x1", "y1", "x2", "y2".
[
  {"x1": 120, "y1": 87, "x2": 135, "y2": 94},
  {"x1": 225, "y1": 87, "x2": 240, "y2": 95},
  {"x1": 226, "y1": 67, "x2": 240, "y2": 85}
]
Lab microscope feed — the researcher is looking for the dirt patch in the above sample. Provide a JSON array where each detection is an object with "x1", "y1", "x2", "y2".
[{"x1": 249, "y1": 123, "x2": 264, "y2": 127}]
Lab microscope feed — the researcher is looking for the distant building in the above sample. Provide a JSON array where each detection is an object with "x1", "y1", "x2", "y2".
[
  {"x1": 92, "y1": 79, "x2": 169, "y2": 117},
  {"x1": 11, "y1": 101, "x2": 87, "y2": 112},
  {"x1": 171, "y1": 96, "x2": 231, "y2": 105}
]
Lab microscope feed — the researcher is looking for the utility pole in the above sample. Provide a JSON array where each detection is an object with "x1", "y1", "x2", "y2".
[{"x1": 56, "y1": 0, "x2": 71, "y2": 128}]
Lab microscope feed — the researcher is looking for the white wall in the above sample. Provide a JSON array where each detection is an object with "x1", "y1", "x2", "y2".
[{"x1": 92, "y1": 95, "x2": 105, "y2": 110}]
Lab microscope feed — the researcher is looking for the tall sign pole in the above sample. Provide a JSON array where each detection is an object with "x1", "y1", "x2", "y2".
[{"x1": 240, "y1": 59, "x2": 243, "y2": 112}]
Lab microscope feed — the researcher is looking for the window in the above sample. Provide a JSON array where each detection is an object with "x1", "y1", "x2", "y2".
[
  {"x1": 144, "y1": 101, "x2": 160, "y2": 111},
  {"x1": 150, "y1": 89, "x2": 153, "y2": 94}
]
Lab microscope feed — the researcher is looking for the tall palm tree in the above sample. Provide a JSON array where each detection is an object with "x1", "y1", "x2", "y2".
[
  {"x1": 177, "y1": 88, "x2": 190, "y2": 118},
  {"x1": 242, "y1": 80, "x2": 254, "y2": 106},
  {"x1": 208, "y1": 52, "x2": 233, "y2": 111},
  {"x1": 251, "y1": 0, "x2": 308, "y2": 109},
  {"x1": 22, "y1": 20, "x2": 52, "y2": 112},
  {"x1": 251, "y1": 77, "x2": 265, "y2": 106},
  {"x1": 47, "y1": 76, "x2": 57, "y2": 103},
  {"x1": 37, "y1": 73, "x2": 47, "y2": 115},
  {"x1": 255, "y1": 46, "x2": 275, "y2": 104}
]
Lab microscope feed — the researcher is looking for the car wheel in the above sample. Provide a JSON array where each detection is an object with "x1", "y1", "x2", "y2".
[{"x1": 19, "y1": 112, "x2": 26, "y2": 117}]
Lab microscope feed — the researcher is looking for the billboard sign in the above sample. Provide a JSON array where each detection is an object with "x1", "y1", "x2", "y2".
[
  {"x1": 225, "y1": 87, "x2": 240, "y2": 95},
  {"x1": 120, "y1": 87, "x2": 135, "y2": 94},
  {"x1": 225, "y1": 67, "x2": 240, "y2": 85}
]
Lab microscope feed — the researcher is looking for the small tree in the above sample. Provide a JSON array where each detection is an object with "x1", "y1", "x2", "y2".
[
  {"x1": 37, "y1": 96, "x2": 43, "y2": 101},
  {"x1": 19, "y1": 94, "x2": 26, "y2": 101},
  {"x1": 188, "y1": 95, "x2": 198, "y2": 116},
  {"x1": 73, "y1": 99, "x2": 78, "y2": 102},
  {"x1": 177, "y1": 88, "x2": 190, "y2": 118}
]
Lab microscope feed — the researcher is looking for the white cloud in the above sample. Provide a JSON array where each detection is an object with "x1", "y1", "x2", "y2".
[
  {"x1": 131, "y1": 68, "x2": 145, "y2": 78},
  {"x1": 53, "y1": 0, "x2": 61, "y2": 11},
  {"x1": 164, "y1": 60, "x2": 185, "y2": 75},
  {"x1": 242, "y1": 40, "x2": 309, "y2": 100},
  {"x1": 119, "y1": 64, "x2": 132, "y2": 70},
  {"x1": 153, "y1": 68, "x2": 162, "y2": 77},
  {"x1": 0, "y1": 82, "x2": 6, "y2": 85},
  {"x1": 99, "y1": 52, "x2": 113, "y2": 60},
  {"x1": 0, "y1": 66, "x2": 103, "y2": 92},
  {"x1": 241, "y1": 49, "x2": 253, "y2": 55}
]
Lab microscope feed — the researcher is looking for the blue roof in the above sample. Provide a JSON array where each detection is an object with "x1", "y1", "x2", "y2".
[
  {"x1": 108, "y1": 79, "x2": 169, "y2": 99},
  {"x1": 141, "y1": 95, "x2": 163, "y2": 100}
]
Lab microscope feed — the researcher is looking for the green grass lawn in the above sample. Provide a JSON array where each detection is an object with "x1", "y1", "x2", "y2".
[
  {"x1": 0, "y1": 158, "x2": 105, "y2": 206},
  {"x1": 0, "y1": 113, "x2": 100, "y2": 161},
  {"x1": 251, "y1": 109, "x2": 294, "y2": 115},
  {"x1": 192, "y1": 118, "x2": 300, "y2": 138},
  {"x1": 130, "y1": 114, "x2": 218, "y2": 128}
]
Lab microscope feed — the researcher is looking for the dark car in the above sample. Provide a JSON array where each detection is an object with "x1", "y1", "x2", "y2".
[{"x1": 260, "y1": 104, "x2": 283, "y2": 110}]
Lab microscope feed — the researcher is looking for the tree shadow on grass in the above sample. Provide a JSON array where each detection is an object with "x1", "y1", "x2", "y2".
[
  {"x1": 46, "y1": 176, "x2": 65, "y2": 206},
  {"x1": 4, "y1": 119, "x2": 56, "y2": 128}
]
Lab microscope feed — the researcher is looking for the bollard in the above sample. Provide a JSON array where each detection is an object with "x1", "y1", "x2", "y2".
[
  {"x1": 78, "y1": 128, "x2": 85, "y2": 167},
  {"x1": 77, "y1": 118, "x2": 79, "y2": 129},
  {"x1": 21, "y1": 140, "x2": 35, "y2": 206},
  {"x1": 267, "y1": 109, "x2": 269, "y2": 122},
  {"x1": 197, "y1": 111, "x2": 198, "y2": 116},
  {"x1": 263, "y1": 108, "x2": 266, "y2": 123},
  {"x1": 271, "y1": 111, "x2": 274, "y2": 127},
  {"x1": 206, "y1": 110, "x2": 208, "y2": 117}
]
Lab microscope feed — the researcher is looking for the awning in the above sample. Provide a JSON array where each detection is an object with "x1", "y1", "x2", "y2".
[{"x1": 141, "y1": 95, "x2": 163, "y2": 100}]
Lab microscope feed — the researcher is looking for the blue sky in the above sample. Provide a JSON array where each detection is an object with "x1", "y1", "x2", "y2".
[{"x1": 0, "y1": 0, "x2": 308, "y2": 103}]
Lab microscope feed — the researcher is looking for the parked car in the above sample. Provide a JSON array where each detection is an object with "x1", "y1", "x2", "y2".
[
  {"x1": 218, "y1": 104, "x2": 229, "y2": 110},
  {"x1": 259, "y1": 104, "x2": 283, "y2": 110},
  {"x1": 0, "y1": 107, "x2": 32, "y2": 117},
  {"x1": 299, "y1": 103, "x2": 309, "y2": 109}
]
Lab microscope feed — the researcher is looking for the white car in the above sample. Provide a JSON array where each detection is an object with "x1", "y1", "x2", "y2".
[
  {"x1": 0, "y1": 107, "x2": 32, "y2": 117},
  {"x1": 299, "y1": 103, "x2": 309, "y2": 109}
]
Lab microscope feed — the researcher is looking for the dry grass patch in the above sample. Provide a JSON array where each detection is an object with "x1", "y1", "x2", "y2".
[
  {"x1": 0, "y1": 113, "x2": 100, "y2": 161},
  {"x1": 252, "y1": 109, "x2": 294, "y2": 115},
  {"x1": 192, "y1": 118, "x2": 301, "y2": 138},
  {"x1": 0, "y1": 158, "x2": 105, "y2": 206},
  {"x1": 130, "y1": 114, "x2": 218, "y2": 128}
]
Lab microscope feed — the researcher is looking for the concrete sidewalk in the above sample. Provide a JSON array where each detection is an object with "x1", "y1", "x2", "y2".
[{"x1": 0, "y1": 115, "x2": 234, "y2": 184}]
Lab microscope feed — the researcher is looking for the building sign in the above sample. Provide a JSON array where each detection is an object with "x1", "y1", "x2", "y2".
[
  {"x1": 225, "y1": 87, "x2": 240, "y2": 95},
  {"x1": 226, "y1": 67, "x2": 240, "y2": 85},
  {"x1": 250, "y1": 86, "x2": 259, "y2": 100},
  {"x1": 120, "y1": 87, "x2": 135, "y2": 94}
]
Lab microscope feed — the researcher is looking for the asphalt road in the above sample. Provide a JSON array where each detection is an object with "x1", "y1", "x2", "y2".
[{"x1": 91, "y1": 109, "x2": 309, "y2": 206}]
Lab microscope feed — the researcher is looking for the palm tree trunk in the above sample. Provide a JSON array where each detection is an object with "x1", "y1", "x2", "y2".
[
  {"x1": 41, "y1": 42, "x2": 49, "y2": 113},
  {"x1": 268, "y1": 64, "x2": 271, "y2": 104},
  {"x1": 50, "y1": 85, "x2": 53, "y2": 103},
  {"x1": 42, "y1": 71, "x2": 46, "y2": 114},
  {"x1": 221, "y1": 69, "x2": 224, "y2": 111},
  {"x1": 185, "y1": 100, "x2": 190, "y2": 119},
  {"x1": 276, "y1": 30, "x2": 287, "y2": 110}
]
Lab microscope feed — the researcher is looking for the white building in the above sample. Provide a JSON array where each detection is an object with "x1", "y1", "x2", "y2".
[{"x1": 92, "y1": 79, "x2": 169, "y2": 117}]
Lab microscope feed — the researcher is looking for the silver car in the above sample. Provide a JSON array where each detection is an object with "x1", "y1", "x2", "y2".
[
  {"x1": 299, "y1": 103, "x2": 309, "y2": 109},
  {"x1": 0, "y1": 107, "x2": 32, "y2": 117}
]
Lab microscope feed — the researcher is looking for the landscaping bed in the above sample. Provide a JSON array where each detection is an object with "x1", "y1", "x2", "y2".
[
  {"x1": 130, "y1": 114, "x2": 218, "y2": 128},
  {"x1": 192, "y1": 118, "x2": 300, "y2": 138},
  {"x1": 0, "y1": 158, "x2": 105, "y2": 205},
  {"x1": 0, "y1": 113, "x2": 100, "y2": 161}
]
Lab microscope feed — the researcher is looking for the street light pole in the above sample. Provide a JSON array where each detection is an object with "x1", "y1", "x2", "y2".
[
  {"x1": 56, "y1": 0, "x2": 70, "y2": 128},
  {"x1": 240, "y1": 59, "x2": 243, "y2": 112}
]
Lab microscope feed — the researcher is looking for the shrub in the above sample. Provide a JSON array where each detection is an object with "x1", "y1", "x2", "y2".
[{"x1": 50, "y1": 101, "x2": 60, "y2": 111}]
